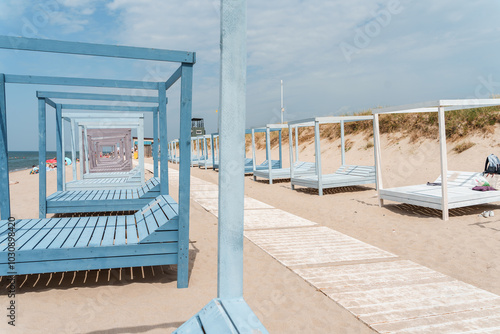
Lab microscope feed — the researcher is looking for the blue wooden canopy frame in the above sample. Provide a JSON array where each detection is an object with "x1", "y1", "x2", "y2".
[{"x1": 0, "y1": 36, "x2": 194, "y2": 288}]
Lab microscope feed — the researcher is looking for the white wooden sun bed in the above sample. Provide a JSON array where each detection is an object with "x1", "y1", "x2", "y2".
[
  {"x1": 292, "y1": 165, "x2": 376, "y2": 195},
  {"x1": 379, "y1": 171, "x2": 500, "y2": 211},
  {"x1": 253, "y1": 161, "x2": 316, "y2": 182}
]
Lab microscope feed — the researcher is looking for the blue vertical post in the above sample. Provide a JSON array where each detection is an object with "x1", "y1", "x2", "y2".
[
  {"x1": 211, "y1": 133, "x2": 215, "y2": 169},
  {"x1": 266, "y1": 127, "x2": 272, "y2": 184},
  {"x1": 38, "y1": 98, "x2": 47, "y2": 218},
  {"x1": 55, "y1": 104, "x2": 63, "y2": 191},
  {"x1": 218, "y1": 0, "x2": 246, "y2": 299},
  {"x1": 177, "y1": 63, "x2": 193, "y2": 289},
  {"x1": 153, "y1": 109, "x2": 159, "y2": 177},
  {"x1": 0, "y1": 74, "x2": 10, "y2": 220},
  {"x1": 278, "y1": 129, "x2": 282, "y2": 168},
  {"x1": 70, "y1": 119, "x2": 77, "y2": 181},
  {"x1": 158, "y1": 84, "x2": 168, "y2": 195}
]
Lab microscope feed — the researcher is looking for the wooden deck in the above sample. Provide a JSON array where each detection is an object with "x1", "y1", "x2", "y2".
[
  {"x1": 0, "y1": 195, "x2": 181, "y2": 276},
  {"x1": 47, "y1": 177, "x2": 160, "y2": 214}
]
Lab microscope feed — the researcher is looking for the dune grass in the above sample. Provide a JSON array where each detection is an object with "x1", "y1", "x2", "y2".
[{"x1": 246, "y1": 105, "x2": 500, "y2": 151}]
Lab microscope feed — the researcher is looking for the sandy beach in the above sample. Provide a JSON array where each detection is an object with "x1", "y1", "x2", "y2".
[{"x1": 2, "y1": 130, "x2": 500, "y2": 333}]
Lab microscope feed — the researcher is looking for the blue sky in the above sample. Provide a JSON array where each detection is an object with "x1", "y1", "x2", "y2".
[{"x1": 1, "y1": 0, "x2": 500, "y2": 150}]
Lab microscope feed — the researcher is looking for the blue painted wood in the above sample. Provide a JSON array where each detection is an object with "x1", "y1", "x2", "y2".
[
  {"x1": 38, "y1": 98, "x2": 47, "y2": 218},
  {"x1": 278, "y1": 129, "x2": 282, "y2": 168},
  {"x1": 62, "y1": 104, "x2": 157, "y2": 112},
  {"x1": 37, "y1": 91, "x2": 160, "y2": 103},
  {"x1": 153, "y1": 109, "x2": 159, "y2": 177},
  {"x1": 0, "y1": 36, "x2": 195, "y2": 63},
  {"x1": 5, "y1": 74, "x2": 159, "y2": 90},
  {"x1": 0, "y1": 74, "x2": 9, "y2": 220},
  {"x1": 1, "y1": 253, "x2": 178, "y2": 276},
  {"x1": 159, "y1": 81, "x2": 169, "y2": 195},
  {"x1": 217, "y1": 0, "x2": 246, "y2": 299},
  {"x1": 56, "y1": 104, "x2": 63, "y2": 191},
  {"x1": 173, "y1": 298, "x2": 268, "y2": 334},
  {"x1": 1, "y1": 243, "x2": 178, "y2": 264},
  {"x1": 177, "y1": 63, "x2": 193, "y2": 289},
  {"x1": 165, "y1": 65, "x2": 183, "y2": 90}
]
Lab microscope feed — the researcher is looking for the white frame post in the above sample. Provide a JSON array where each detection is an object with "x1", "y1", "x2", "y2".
[
  {"x1": 314, "y1": 120, "x2": 323, "y2": 196},
  {"x1": 373, "y1": 114, "x2": 383, "y2": 205},
  {"x1": 438, "y1": 106, "x2": 449, "y2": 221}
]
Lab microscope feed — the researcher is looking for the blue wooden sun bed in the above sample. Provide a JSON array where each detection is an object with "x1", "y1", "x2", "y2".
[
  {"x1": 0, "y1": 195, "x2": 184, "y2": 277},
  {"x1": 46, "y1": 177, "x2": 160, "y2": 215}
]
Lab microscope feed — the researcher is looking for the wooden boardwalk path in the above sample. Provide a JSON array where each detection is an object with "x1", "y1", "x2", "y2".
[{"x1": 168, "y1": 167, "x2": 500, "y2": 333}]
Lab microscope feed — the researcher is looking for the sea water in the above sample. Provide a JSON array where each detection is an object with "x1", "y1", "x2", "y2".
[{"x1": 8, "y1": 151, "x2": 78, "y2": 172}]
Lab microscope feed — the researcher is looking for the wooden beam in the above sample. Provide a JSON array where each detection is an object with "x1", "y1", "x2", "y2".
[
  {"x1": 38, "y1": 98, "x2": 47, "y2": 218},
  {"x1": 5, "y1": 74, "x2": 159, "y2": 90},
  {"x1": 0, "y1": 74, "x2": 10, "y2": 219},
  {"x1": 0, "y1": 36, "x2": 195, "y2": 63},
  {"x1": 37, "y1": 91, "x2": 161, "y2": 103},
  {"x1": 217, "y1": 0, "x2": 246, "y2": 299},
  {"x1": 177, "y1": 63, "x2": 193, "y2": 289}
]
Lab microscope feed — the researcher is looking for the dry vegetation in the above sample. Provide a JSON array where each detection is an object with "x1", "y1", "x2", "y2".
[{"x1": 246, "y1": 105, "x2": 500, "y2": 152}]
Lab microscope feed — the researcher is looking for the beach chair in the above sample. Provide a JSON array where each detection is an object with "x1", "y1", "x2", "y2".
[
  {"x1": 379, "y1": 171, "x2": 500, "y2": 211},
  {"x1": 46, "y1": 177, "x2": 161, "y2": 215},
  {"x1": 0, "y1": 195, "x2": 186, "y2": 281}
]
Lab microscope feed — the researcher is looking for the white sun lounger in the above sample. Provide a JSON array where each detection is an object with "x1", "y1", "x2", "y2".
[{"x1": 379, "y1": 171, "x2": 500, "y2": 211}]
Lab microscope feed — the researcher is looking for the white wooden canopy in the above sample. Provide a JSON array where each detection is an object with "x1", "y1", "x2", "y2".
[{"x1": 372, "y1": 98, "x2": 500, "y2": 220}]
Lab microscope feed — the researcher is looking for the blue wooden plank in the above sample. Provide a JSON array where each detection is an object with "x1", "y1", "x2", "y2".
[
  {"x1": 87, "y1": 217, "x2": 108, "y2": 247},
  {"x1": 134, "y1": 212, "x2": 149, "y2": 241},
  {"x1": 75, "y1": 217, "x2": 98, "y2": 247},
  {"x1": 62, "y1": 104, "x2": 157, "y2": 112},
  {"x1": 0, "y1": 242, "x2": 178, "y2": 264},
  {"x1": 0, "y1": 218, "x2": 32, "y2": 240},
  {"x1": 37, "y1": 91, "x2": 160, "y2": 103},
  {"x1": 31, "y1": 218, "x2": 71, "y2": 250},
  {"x1": 0, "y1": 74, "x2": 10, "y2": 220},
  {"x1": 16, "y1": 218, "x2": 58, "y2": 250},
  {"x1": 101, "y1": 216, "x2": 117, "y2": 246},
  {"x1": 0, "y1": 36, "x2": 195, "y2": 63},
  {"x1": 220, "y1": 298, "x2": 269, "y2": 334},
  {"x1": 173, "y1": 315, "x2": 204, "y2": 334},
  {"x1": 114, "y1": 216, "x2": 127, "y2": 246},
  {"x1": 39, "y1": 98, "x2": 47, "y2": 218},
  {"x1": 60, "y1": 217, "x2": 89, "y2": 248},
  {"x1": 126, "y1": 215, "x2": 138, "y2": 244},
  {"x1": 159, "y1": 81, "x2": 169, "y2": 196},
  {"x1": 56, "y1": 104, "x2": 63, "y2": 191},
  {"x1": 177, "y1": 63, "x2": 193, "y2": 289},
  {"x1": 143, "y1": 208, "x2": 159, "y2": 235},
  {"x1": 1, "y1": 253, "x2": 178, "y2": 276},
  {"x1": 153, "y1": 216, "x2": 179, "y2": 232},
  {"x1": 139, "y1": 230, "x2": 178, "y2": 244},
  {"x1": 197, "y1": 299, "x2": 236, "y2": 333},
  {"x1": 165, "y1": 65, "x2": 183, "y2": 90},
  {"x1": 153, "y1": 109, "x2": 159, "y2": 177}
]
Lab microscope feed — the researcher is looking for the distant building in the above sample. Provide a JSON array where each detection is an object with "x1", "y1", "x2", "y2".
[
  {"x1": 133, "y1": 137, "x2": 154, "y2": 158},
  {"x1": 191, "y1": 118, "x2": 205, "y2": 137}
]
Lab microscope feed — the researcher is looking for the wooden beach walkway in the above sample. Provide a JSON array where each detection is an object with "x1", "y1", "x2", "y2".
[{"x1": 166, "y1": 166, "x2": 500, "y2": 333}]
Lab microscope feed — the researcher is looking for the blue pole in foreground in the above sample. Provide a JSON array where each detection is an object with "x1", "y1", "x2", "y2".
[
  {"x1": 218, "y1": 0, "x2": 247, "y2": 299},
  {"x1": 0, "y1": 74, "x2": 10, "y2": 220},
  {"x1": 38, "y1": 98, "x2": 47, "y2": 218}
]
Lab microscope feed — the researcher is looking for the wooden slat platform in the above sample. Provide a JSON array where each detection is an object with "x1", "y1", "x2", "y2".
[
  {"x1": 47, "y1": 177, "x2": 160, "y2": 214},
  {"x1": 292, "y1": 165, "x2": 376, "y2": 191},
  {"x1": 380, "y1": 171, "x2": 500, "y2": 210},
  {"x1": 173, "y1": 298, "x2": 268, "y2": 334},
  {"x1": 244, "y1": 226, "x2": 396, "y2": 267},
  {"x1": 253, "y1": 161, "x2": 316, "y2": 181},
  {"x1": 0, "y1": 195, "x2": 180, "y2": 276},
  {"x1": 295, "y1": 260, "x2": 500, "y2": 333}
]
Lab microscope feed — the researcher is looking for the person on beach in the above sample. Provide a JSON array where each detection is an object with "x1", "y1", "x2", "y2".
[{"x1": 30, "y1": 165, "x2": 39, "y2": 174}]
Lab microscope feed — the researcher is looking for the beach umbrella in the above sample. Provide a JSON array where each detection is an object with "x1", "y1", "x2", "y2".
[{"x1": 65, "y1": 157, "x2": 72, "y2": 165}]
